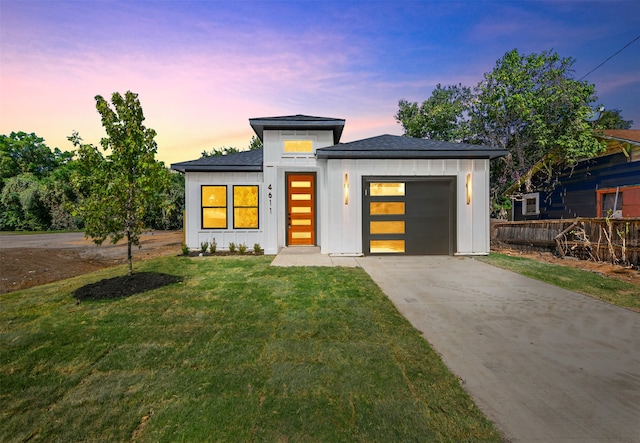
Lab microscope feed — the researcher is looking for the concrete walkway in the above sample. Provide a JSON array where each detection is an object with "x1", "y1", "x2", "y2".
[
  {"x1": 270, "y1": 246, "x2": 360, "y2": 267},
  {"x1": 272, "y1": 249, "x2": 640, "y2": 442}
]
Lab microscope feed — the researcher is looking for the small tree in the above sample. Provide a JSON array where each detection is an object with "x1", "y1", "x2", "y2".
[
  {"x1": 248, "y1": 135, "x2": 263, "y2": 150},
  {"x1": 76, "y1": 91, "x2": 168, "y2": 275}
]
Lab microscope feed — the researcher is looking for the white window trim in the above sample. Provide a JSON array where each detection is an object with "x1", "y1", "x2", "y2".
[{"x1": 522, "y1": 192, "x2": 540, "y2": 216}]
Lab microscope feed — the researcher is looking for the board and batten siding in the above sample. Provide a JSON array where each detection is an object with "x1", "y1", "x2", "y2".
[
  {"x1": 184, "y1": 171, "x2": 265, "y2": 251},
  {"x1": 319, "y1": 158, "x2": 490, "y2": 255},
  {"x1": 260, "y1": 129, "x2": 335, "y2": 254}
]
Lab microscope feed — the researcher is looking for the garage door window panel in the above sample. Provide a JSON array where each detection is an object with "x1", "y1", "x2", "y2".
[{"x1": 370, "y1": 202, "x2": 405, "y2": 215}]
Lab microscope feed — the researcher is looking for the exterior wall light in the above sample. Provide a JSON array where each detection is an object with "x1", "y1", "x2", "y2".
[
  {"x1": 344, "y1": 173, "x2": 349, "y2": 205},
  {"x1": 466, "y1": 173, "x2": 472, "y2": 205}
]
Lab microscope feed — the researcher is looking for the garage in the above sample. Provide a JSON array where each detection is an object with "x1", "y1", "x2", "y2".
[{"x1": 363, "y1": 177, "x2": 456, "y2": 255}]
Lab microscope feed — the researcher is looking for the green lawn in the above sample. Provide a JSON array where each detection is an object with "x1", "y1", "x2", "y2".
[
  {"x1": 476, "y1": 253, "x2": 640, "y2": 311},
  {"x1": 0, "y1": 256, "x2": 501, "y2": 442}
]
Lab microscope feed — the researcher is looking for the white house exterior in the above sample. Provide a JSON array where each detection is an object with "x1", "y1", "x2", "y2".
[{"x1": 171, "y1": 115, "x2": 505, "y2": 256}]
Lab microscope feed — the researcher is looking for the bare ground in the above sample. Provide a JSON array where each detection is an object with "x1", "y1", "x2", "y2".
[
  {"x1": 0, "y1": 231, "x2": 183, "y2": 294},
  {"x1": 491, "y1": 245, "x2": 640, "y2": 289}
]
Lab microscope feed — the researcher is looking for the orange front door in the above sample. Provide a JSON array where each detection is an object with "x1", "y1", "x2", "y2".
[{"x1": 287, "y1": 173, "x2": 315, "y2": 245}]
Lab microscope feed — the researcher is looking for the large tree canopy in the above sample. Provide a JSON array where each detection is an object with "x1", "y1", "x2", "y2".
[
  {"x1": 0, "y1": 131, "x2": 72, "y2": 181},
  {"x1": 75, "y1": 91, "x2": 170, "y2": 275},
  {"x1": 396, "y1": 49, "x2": 608, "y2": 203},
  {"x1": 395, "y1": 84, "x2": 472, "y2": 142}
]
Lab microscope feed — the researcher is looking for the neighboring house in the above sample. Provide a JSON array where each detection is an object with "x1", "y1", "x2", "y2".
[
  {"x1": 512, "y1": 130, "x2": 640, "y2": 220},
  {"x1": 171, "y1": 115, "x2": 505, "y2": 256}
]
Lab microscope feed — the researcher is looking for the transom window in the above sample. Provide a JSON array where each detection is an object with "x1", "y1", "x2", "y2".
[
  {"x1": 202, "y1": 185, "x2": 227, "y2": 229},
  {"x1": 284, "y1": 140, "x2": 313, "y2": 153},
  {"x1": 233, "y1": 186, "x2": 259, "y2": 229}
]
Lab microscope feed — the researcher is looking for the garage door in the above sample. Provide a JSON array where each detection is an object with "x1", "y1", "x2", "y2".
[{"x1": 363, "y1": 177, "x2": 456, "y2": 255}]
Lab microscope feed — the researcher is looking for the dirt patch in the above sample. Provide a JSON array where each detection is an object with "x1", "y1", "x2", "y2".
[
  {"x1": 492, "y1": 246, "x2": 640, "y2": 289},
  {"x1": 0, "y1": 231, "x2": 183, "y2": 294},
  {"x1": 73, "y1": 272, "x2": 182, "y2": 301}
]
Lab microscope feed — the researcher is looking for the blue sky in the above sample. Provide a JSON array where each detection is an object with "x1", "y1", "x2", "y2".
[{"x1": 1, "y1": 0, "x2": 639, "y2": 165}]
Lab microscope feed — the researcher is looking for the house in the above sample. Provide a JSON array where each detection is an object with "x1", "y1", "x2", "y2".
[
  {"x1": 512, "y1": 130, "x2": 640, "y2": 220},
  {"x1": 171, "y1": 115, "x2": 505, "y2": 256}
]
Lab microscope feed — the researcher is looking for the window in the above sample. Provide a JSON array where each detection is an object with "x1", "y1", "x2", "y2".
[
  {"x1": 284, "y1": 140, "x2": 313, "y2": 153},
  {"x1": 370, "y1": 182, "x2": 405, "y2": 196},
  {"x1": 202, "y1": 186, "x2": 227, "y2": 229},
  {"x1": 522, "y1": 193, "x2": 539, "y2": 216},
  {"x1": 602, "y1": 191, "x2": 623, "y2": 215},
  {"x1": 233, "y1": 185, "x2": 259, "y2": 229}
]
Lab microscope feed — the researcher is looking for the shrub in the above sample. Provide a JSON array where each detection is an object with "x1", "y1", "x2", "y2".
[
  {"x1": 238, "y1": 243, "x2": 247, "y2": 255},
  {"x1": 253, "y1": 243, "x2": 261, "y2": 254},
  {"x1": 200, "y1": 241, "x2": 209, "y2": 253},
  {"x1": 228, "y1": 242, "x2": 236, "y2": 253},
  {"x1": 209, "y1": 238, "x2": 217, "y2": 254},
  {"x1": 181, "y1": 243, "x2": 189, "y2": 255}
]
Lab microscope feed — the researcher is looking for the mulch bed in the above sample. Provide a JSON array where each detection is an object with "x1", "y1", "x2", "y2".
[{"x1": 73, "y1": 272, "x2": 181, "y2": 301}]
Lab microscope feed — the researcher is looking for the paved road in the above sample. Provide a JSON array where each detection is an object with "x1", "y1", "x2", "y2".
[{"x1": 358, "y1": 255, "x2": 640, "y2": 443}]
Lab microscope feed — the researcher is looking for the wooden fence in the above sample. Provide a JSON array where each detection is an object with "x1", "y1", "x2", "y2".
[{"x1": 493, "y1": 218, "x2": 640, "y2": 266}]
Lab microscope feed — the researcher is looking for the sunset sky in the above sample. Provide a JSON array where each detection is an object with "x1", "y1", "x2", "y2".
[{"x1": 1, "y1": 0, "x2": 639, "y2": 166}]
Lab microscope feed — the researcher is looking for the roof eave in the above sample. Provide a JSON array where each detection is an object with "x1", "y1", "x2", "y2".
[
  {"x1": 171, "y1": 164, "x2": 263, "y2": 173},
  {"x1": 316, "y1": 150, "x2": 507, "y2": 160},
  {"x1": 249, "y1": 118, "x2": 345, "y2": 144},
  {"x1": 598, "y1": 134, "x2": 640, "y2": 146}
]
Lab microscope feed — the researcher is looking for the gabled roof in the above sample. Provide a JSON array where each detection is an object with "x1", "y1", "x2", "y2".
[
  {"x1": 249, "y1": 114, "x2": 345, "y2": 145},
  {"x1": 316, "y1": 134, "x2": 506, "y2": 159},
  {"x1": 171, "y1": 149, "x2": 263, "y2": 173}
]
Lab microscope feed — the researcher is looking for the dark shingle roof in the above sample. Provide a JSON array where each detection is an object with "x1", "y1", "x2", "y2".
[
  {"x1": 316, "y1": 134, "x2": 506, "y2": 160},
  {"x1": 171, "y1": 149, "x2": 263, "y2": 173},
  {"x1": 249, "y1": 114, "x2": 345, "y2": 145}
]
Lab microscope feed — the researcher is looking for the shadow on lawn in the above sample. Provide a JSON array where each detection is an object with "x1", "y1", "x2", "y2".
[{"x1": 73, "y1": 272, "x2": 182, "y2": 301}]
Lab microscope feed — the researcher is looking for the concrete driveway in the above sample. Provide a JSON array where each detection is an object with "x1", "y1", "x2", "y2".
[{"x1": 357, "y1": 255, "x2": 640, "y2": 443}]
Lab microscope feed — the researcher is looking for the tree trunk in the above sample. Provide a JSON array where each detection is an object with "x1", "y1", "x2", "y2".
[{"x1": 127, "y1": 231, "x2": 133, "y2": 276}]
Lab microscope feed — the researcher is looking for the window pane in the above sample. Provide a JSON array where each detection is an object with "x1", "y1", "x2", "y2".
[
  {"x1": 291, "y1": 194, "x2": 311, "y2": 200},
  {"x1": 234, "y1": 186, "x2": 258, "y2": 206},
  {"x1": 202, "y1": 186, "x2": 226, "y2": 206},
  {"x1": 203, "y1": 208, "x2": 226, "y2": 228},
  {"x1": 292, "y1": 232, "x2": 312, "y2": 239},
  {"x1": 291, "y1": 206, "x2": 311, "y2": 213},
  {"x1": 525, "y1": 198, "x2": 536, "y2": 213},
  {"x1": 370, "y1": 240, "x2": 405, "y2": 253},
  {"x1": 370, "y1": 182, "x2": 405, "y2": 196},
  {"x1": 370, "y1": 221, "x2": 405, "y2": 234},
  {"x1": 234, "y1": 208, "x2": 258, "y2": 228},
  {"x1": 291, "y1": 219, "x2": 311, "y2": 226},
  {"x1": 370, "y1": 202, "x2": 405, "y2": 215},
  {"x1": 603, "y1": 192, "x2": 622, "y2": 212},
  {"x1": 284, "y1": 140, "x2": 313, "y2": 153},
  {"x1": 291, "y1": 181, "x2": 311, "y2": 188}
]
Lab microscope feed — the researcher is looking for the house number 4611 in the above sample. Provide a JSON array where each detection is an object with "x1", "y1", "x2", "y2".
[{"x1": 268, "y1": 184, "x2": 273, "y2": 213}]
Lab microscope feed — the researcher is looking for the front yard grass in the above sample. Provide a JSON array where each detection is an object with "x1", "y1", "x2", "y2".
[
  {"x1": 476, "y1": 253, "x2": 640, "y2": 312},
  {"x1": 0, "y1": 256, "x2": 501, "y2": 442}
]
